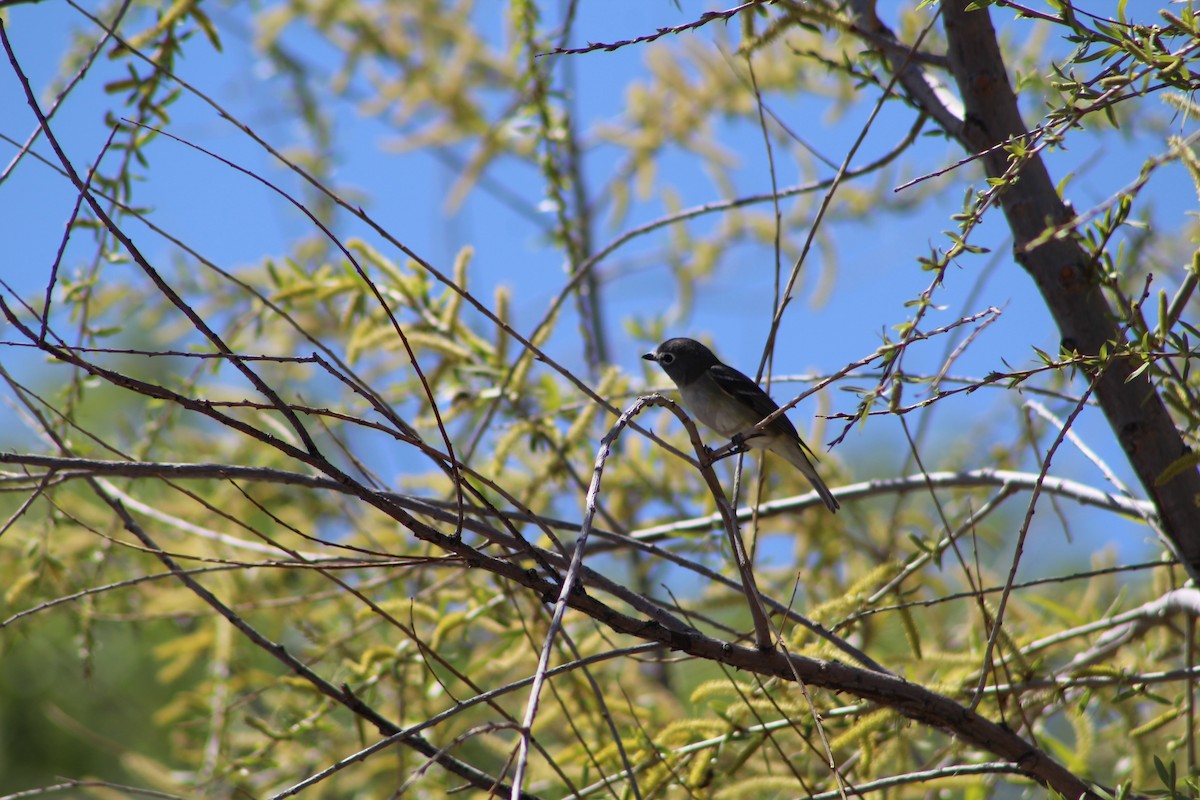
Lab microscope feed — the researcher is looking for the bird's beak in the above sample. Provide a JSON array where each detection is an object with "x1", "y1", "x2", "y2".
[{"x1": 642, "y1": 352, "x2": 657, "y2": 362}]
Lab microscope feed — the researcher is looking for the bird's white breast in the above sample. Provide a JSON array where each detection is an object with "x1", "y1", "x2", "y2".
[{"x1": 678, "y1": 381, "x2": 761, "y2": 442}]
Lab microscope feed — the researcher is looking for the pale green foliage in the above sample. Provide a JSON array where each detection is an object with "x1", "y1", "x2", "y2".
[{"x1": 1, "y1": 1, "x2": 1199, "y2": 799}]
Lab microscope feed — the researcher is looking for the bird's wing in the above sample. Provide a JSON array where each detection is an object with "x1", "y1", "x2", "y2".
[{"x1": 707, "y1": 364, "x2": 816, "y2": 457}]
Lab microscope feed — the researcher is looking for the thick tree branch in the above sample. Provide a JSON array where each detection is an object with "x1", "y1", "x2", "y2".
[
  {"x1": 936, "y1": 1, "x2": 1200, "y2": 580},
  {"x1": 846, "y1": 0, "x2": 964, "y2": 135}
]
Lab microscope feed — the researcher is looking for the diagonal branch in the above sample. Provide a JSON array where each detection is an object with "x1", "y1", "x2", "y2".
[{"x1": 917, "y1": 1, "x2": 1200, "y2": 580}]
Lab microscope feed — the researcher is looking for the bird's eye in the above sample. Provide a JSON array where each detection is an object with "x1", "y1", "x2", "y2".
[{"x1": 659, "y1": 353, "x2": 674, "y2": 365}]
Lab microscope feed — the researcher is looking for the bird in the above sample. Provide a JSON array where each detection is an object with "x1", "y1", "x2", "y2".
[{"x1": 643, "y1": 337, "x2": 840, "y2": 512}]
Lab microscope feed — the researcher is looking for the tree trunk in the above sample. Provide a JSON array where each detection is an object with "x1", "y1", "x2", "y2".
[{"x1": 940, "y1": 0, "x2": 1200, "y2": 580}]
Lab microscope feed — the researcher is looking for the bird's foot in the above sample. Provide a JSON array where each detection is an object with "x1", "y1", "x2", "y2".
[{"x1": 727, "y1": 432, "x2": 757, "y2": 455}]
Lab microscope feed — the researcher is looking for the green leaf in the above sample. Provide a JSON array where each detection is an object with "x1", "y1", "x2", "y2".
[
  {"x1": 1155, "y1": 451, "x2": 1200, "y2": 486},
  {"x1": 190, "y1": 5, "x2": 224, "y2": 52},
  {"x1": 1125, "y1": 360, "x2": 1150, "y2": 382},
  {"x1": 1153, "y1": 755, "x2": 1174, "y2": 792}
]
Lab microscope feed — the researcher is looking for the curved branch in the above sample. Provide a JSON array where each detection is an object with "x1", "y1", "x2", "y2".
[{"x1": 1027, "y1": 587, "x2": 1200, "y2": 672}]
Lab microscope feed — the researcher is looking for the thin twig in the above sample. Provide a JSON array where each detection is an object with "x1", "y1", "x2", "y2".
[{"x1": 539, "y1": 2, "x2": 767, "y2": 57}]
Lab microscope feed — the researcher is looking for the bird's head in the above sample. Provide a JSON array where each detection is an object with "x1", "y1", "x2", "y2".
[{"x1": 642, "y1": 337, "x2": 719, "y2": 384}]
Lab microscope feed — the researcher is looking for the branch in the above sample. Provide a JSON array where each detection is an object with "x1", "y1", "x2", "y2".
[
  {"x1": 625, "y1": 468, "x2": 1157, "y2": 542},
  {"x1": 0, "y1": 465, "x2": 1106, "y2": 794},
  {"x1": 846, "y1": 0, "x2": 964, "y2": 136},
  {"x1": 937, "y1": 0, "x2": 1200, "y2": 580},
  {"x1": 92, "y1": 472, "x2": 534, "y2": 797},
  {"x1": 539, "y1": 1, "x2": 767, "y2": 56},
  {"x1": 275, "y1": 645, "x2": 660, "y2": 798},
  {"x1": 0, "y1": 449, "x2": 886, "y2": 672},
  {"x1": 1028, "y1": 588, "x2": 1200, "y2": 673}
]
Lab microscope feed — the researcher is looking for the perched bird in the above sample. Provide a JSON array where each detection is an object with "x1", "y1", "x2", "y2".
[{"x1": 643, "y1": 337, "x2": 839, "y2": 512}]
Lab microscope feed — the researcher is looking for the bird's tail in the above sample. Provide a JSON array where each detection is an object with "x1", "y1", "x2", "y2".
[
  {"x1": 775, "y1": 439, "x2": 840, "y2": 513},
  {"x1": 807, "y1": 470, "x2": 840, "y2": 513}
]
